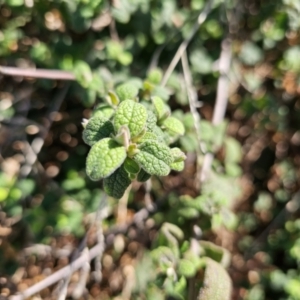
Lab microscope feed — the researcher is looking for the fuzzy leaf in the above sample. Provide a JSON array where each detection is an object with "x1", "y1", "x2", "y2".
[
  {"x1": 92, "y1": 104, "x2": 115, "y2": 119},
  {"x1": 152, "y1": 125, "x2": 166, "y2": 143},
  {"x1": 162, "y1": 117, "x2": 185, "y2": 136},
  {"x1": 171, "y1": 148, "x2": 186, "y2": 162},
  {"x1": 124, "y1": 157, "x2": 140, "y2": 174},
  {"x1": 147, "y1": 68, "x2": 163, "y2": 84},
  {"x1": 86, "y1": 138, "x2": 126, "y2": 180},
  {"x1": 134, "y1": 140, "x2": 173, "y2": 176},
  {"x1": 82, "y1": 116, "x2": 114, "y2": 146},
  {"x1": 177, "y1": 259, "x2": 198, "y2": 277},
  {"x1": 103, "y1": 165, "x2": 131, "y2": 199},
  {"x1": 116, "y1": 83, "x2": 138, "y2": 101},
  {"x1": 107, "y1": 90, "x2": 120, "y2": 106},
  {"x1": 146, "y1": 110, "x2": 158, "y2": 131},
  {"x1": 170, "y1": 161, "x2": 185, "y2": 172},
  {"x1": 152, "y1": 96, "x2": 170, "y2": 121},
  {"x1": 114, "y1": 100, "x2": 147, "y2": 138},
  {"x1": 137, "y1": 169, "x2": 151, "y2": 182},
  {"x1": 137, "y1": 132, "x2": 157, "y2": 144},
  {"x1": 198, "y1": 258, "x2": 232, "y2": 300}
]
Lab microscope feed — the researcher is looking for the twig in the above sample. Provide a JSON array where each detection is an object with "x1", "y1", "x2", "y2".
[
  {"x1": 200, "y1": 38, "x2": 232, "y2": 181},
  {"x1": 117, "y1": 184, "x2": 132, "y2": 224},
  {"x1": 0, "y1": 66, "x2": 75, "y2": 80},
  {"x1": 181, "y1": 51, "x2": 203, "y2": 188},
  {"x1": 72, "y1": 249, "x2": 90, "y2": 299},
  {"x1": 56, "y1": 195, "x2": 107, "y2": 300},
  {"x1": 9, "y1": 204, "x2": 150, "y2": 300},
  {"x1": 161, "y1": 0, "x2": 213, "y2": 87}
]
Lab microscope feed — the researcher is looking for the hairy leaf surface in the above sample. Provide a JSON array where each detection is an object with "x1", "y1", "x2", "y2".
[
  {"x1": 83, "y1": 116, "x2": 114, "y2": 146},
  {"x1": 86, "y1": 138, "x2": 126, "y2": 180},
  {"x1": 134, "y1": 140, "x2": 172, "y2": 176},
  {"x1": 103, "y1": 165, "x2": 131, "y2": 199},
  {"x1": 114, "y1": 100, "x2": 147, "y2": 137}
]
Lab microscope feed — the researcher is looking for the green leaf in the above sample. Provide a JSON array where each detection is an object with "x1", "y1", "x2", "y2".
[
  {"x1": 177, "y1": 259, "x2": 198, "y2": 277},
  {"x1": 147, "y1": 68, "x2": 163, "y2": 84},
  {"x1": 170, "y1": 160, "x2": 184, "y2": 171},
  {"x1": 162, "y1": 117, "x2": 185, "y2": 136},
  {"x1": 86, "y1": 138, "x2": 126, "y2": 180},
  {"x1": 124, "y1": 157, "x2": 140, "y2": 174},
  {"x1": 152, "y1": 96, "x2": 170, "y2": 121},
  {"x1": 107, "y1": 91, "x2": 120, "y2": 106},
  {"x1": 83, "y1": 116, "x2": 114, "y2": 146},
  {"x1": 178, "y1": 207, "x2": 198, "y2": 219},
  {"x1": 198, "y1": 258, "x2": 232, "y2": 300},
  {"x1": 114, "y1": 100, "x2": 147, "y2": 138},
  {"x1": 116, "y1": 83, "x2": 138, "y2": 101},
  {"x1": 199, "y1": 241, "x2": 231, "y2": 268},
  {"x1": 136, "y1": 132, "x2": 157, "y2": 144},
  {"x1": 73, "y1": 61, "x2": 93, "y2": 88},
  {"x1": 134, "y1": 140, "x2": 173, "y2": 176},
  {"x1": 171, "y1": 148, "x2": 186, "y2": 162},
  {"x1": 103, "y1": 165, "x2": 131, "y2": 199},
  {"x1": 137, "y1": 169, "x2": 151, "y2": 182},
  {"x1": 92, "y1": 104, "x2": 115, "y2": 119},
  {"x1": 146, "y1": 110, "x2": 158, "y2": 132}
]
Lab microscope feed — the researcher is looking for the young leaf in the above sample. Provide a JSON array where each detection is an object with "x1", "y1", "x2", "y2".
[
  {"x1": 146, "y1": 110, "x2": 158, "y2": 132},
  {"x1": 136, "y1": 132, "x2": 157, "y2": 144},
  {"x1": 177, "y1": 258, "x2": 198, "y2": 277},
  {"x1": 152, "y1": 96, "x2": 170, "y2": 121},
  {"x1": 170, "y1": 161, "x2": 185, "y2": 172},
  {"x1": 107, "y1": 90, "x2": 120, "y2": 106},
  {"x1": 82, "y1": 116, "x2": 114, "y2": 146},
  {"x1": 103, "y1": 165, "x2": 131, "y2": 199},
  {"x1": 198, "y1": 258, "x2": 232, "y2": 300},
  {"x1": 134, "y1": 140, "x2": 173, "y2": 176},
  {"x1": 114, "y1": 100, "x2": 147, "y2": 138},
  {"x1": 124, "y1": 157, "x2": 140, "y2": 174},
  {"x1": 162, "y1": 117, "x2": 185, "y2": 136},
  {"x1": 86, "y1": 138, "x2": 126, "y2": 180},
  {"x1": 137, "y1": 168, "x2": 151, "y2": 182},
  {"x1": 116, "y1": 83, "x2": 138, "y2": 101},
  {"x1": 92, "y1": 104, "x2": 115, "y2": 119},
  {"x1": 147, "y1": 68, "x2": 163, "y2": 84},
  {"x1": 171, "y1": 148, "x2": 187, "y2": 162}
]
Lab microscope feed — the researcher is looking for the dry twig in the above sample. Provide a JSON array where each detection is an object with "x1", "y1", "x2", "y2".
[
  {"x1": 200, "y1": 38, "x2": 232, "y2": 181},
  {"x1": 161, "y1": 0, "x2": 213, "y2": 87},
  {"x1": 0, "y1": 66, "x2": 75, "y2": 80}
]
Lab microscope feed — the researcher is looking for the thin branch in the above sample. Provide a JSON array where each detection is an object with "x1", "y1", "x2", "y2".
[
  {"x1": 117, "y1": 184, "x2": 132, "y2": 224},
  {"x1": 9, "y1": 205, "x2": 149, "y2": 300},
  {"x1": 200, "y1": 38, "x2": 232, "y2": 182},
  {"x1": 181, "y1": 51, "x2": 203, "y2": 188},
  {"x1": 0, "y1": 66, "x2": 75, "y2": 80},
  {"x1": 161, "y1": 0, "x2": 213, "y2": 87}
]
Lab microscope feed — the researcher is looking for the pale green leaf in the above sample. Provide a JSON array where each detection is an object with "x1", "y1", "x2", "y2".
[
  {"x1": 82, "y1": 116, "x2": 114, "y2": 146},
  {"x1": 114, "y1": 100, "x2": 147, "y2": 137},
  {"x1": 198, "y1": 258, "x2": 232, "y2": 300},
  {"x1": 86, "y1": 138, "x2": 126, "y2": 180},
  {"x1": 107, "y1": 90, "x2": 120, "y2": 106},
  {"x1": 171, "y1": 148, "x2": 187, "y2": 162},
  {"x1": 147, "y1": 68, "x2": 163, "y2": 84},
  {"x1": 162, "y1": 117, "x2": 185, "y2": 136},
  {"x1": 146, "y1": 110, "x2": 158, "y2": 132},
  {"x1": 177, "y1": 259, "x2": 198, "y2": 277},
  {"x1": 92, "y1": 104, "x2": 115, "y2": 119},
  {"x1": 152, "y1": 96, "x2": 170, "y2": 121},
  {"x1": 116, "y1": 83, "x2": 138, "y2": 101},
  {"x1": 134, "y1": 140, "x2": 172, "y2": 176},
  {"x1": 103, "y1": 165, "x2": 131, "y2": 199}
]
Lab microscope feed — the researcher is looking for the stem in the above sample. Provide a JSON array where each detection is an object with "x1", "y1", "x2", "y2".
[
  {"x1": 161, "y1": 0, "x2": 213, "y2": 87},
  {"x1": 0, "y1": 66, "x2": 75, "y2": 80},
  {"x1": 117, "y1": 184, "x2": 132, "y2": 225},
  {"x1": 200, "y1": 38, "x2": 232, "y2": 182}
]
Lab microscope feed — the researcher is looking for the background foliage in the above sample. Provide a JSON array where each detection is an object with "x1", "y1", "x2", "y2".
[{"x1": 1, "y1": 0, "x2": 300, "y2": 299}]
